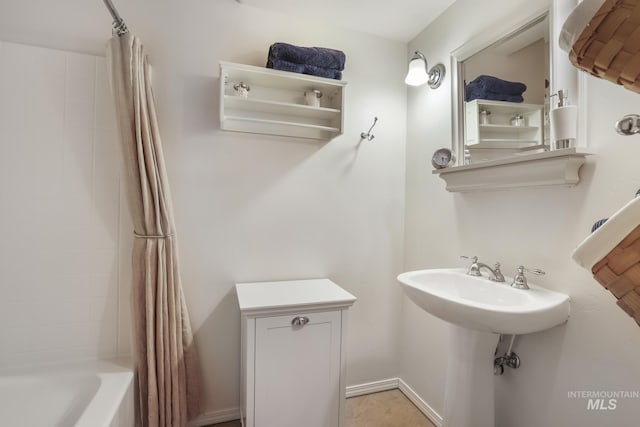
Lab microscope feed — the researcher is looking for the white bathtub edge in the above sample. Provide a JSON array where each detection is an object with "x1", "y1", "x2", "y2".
[{"x1": 0, "y1": 357, "x2": 135, "y2": 427}]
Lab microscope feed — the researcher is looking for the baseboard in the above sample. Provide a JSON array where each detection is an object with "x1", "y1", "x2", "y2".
[
  {"x1": 191, "y1": 377, "x2": 442, "y2": 427},
  {"x1": 187, "y1": 406, "x2": 241, "y2": 427},
  {"x1": 397, "y1": 378, "x2": 443, "y2": 427},
  {"x1": 345, "y1": 378, "x2": 399, "y2": 398}
]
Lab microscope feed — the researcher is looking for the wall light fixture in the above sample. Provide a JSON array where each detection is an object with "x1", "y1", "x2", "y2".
[{"x1": 404, "y1": 51, "x2": 445, "y2": 88}]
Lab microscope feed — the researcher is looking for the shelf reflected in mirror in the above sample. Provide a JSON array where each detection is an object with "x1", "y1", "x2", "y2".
[{"x1": 461, "y1": 13, "x2": 550, "y2": 164}]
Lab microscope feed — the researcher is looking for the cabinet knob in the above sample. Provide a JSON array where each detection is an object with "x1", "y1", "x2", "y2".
[{"x1": 291, "y1": 316, "x2": 309, "y2": 327}]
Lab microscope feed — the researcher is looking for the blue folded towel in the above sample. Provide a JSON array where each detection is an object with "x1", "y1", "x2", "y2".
[
  {"x1": 467, "y1": 75, "x2": 527, "y2": 95},
  {"x1": 591, "y1": 218, "x2": 608, "y2": 232},
  {"x1": 267, "y1": 42, "x2": 346, "y2": 71},
  {"x1": 464, "y1": 75, "x2": 527, "y2": 102},
  {"x1": 267, "y1": 58, "x2": 343, "y2": 80},
  {"x1": 465, "y1": 83, "x2": 524, "y2": 103},
  {"x1": 591, "y1": 188, "x2": 640, "y2": 233}
]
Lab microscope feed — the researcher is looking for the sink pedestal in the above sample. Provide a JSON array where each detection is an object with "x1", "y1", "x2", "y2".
[{"x1": 443, "y1": 325, "x2": 500, "y2": 427}]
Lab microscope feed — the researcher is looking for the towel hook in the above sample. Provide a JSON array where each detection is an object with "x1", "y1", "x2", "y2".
[
  {"x1": 615, "y1": 114, "x2": 640, "y2": 135},
  {"x1": 360, "y1": 116, "x2": 378, "y2": 141}
]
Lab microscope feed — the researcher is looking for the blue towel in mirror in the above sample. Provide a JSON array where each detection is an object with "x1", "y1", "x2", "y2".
[
  {"x1": 465, "y1": 75, "x2": 527, "y2": 102},
  {"x1": 267, "y1": 42, "x2": 346, "y2": 71},
  {"x1": 468, "y1": 75, "x2": 527, "y2": 95},
  {"x1": 465, "y1": 84, "x2": 524, "y2": 102}
]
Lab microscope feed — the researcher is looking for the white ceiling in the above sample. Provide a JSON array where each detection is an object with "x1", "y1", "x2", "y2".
[{"x1": 238, "y1": 0, "x2": 457, "y2": 43}]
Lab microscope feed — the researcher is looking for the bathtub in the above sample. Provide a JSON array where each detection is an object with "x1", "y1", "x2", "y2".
[{"x1": 0, "y1": 358, "x2": 134, "y2": 427}]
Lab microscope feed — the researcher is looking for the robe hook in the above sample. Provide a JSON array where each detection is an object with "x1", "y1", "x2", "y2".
[
  {"x1": 361, "y1": 116, "x2": 378, "y2": 141},
  {"x1": 616, "y1": 114, "x2": 640, "y2": 135}
]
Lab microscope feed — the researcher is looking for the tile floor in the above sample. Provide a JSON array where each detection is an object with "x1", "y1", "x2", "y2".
[{"x1": 209, "y1": 389, "x2": 436, "y2": 427}]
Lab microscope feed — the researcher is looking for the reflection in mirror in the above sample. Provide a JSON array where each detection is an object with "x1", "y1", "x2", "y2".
[{"x1": 461, "y1": 14, "x2": 550, "y2": 164}]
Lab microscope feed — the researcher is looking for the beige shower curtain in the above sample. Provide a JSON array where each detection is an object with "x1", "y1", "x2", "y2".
[{"x1": 107, "y1": 34, "x2": 200, "y2": 427}]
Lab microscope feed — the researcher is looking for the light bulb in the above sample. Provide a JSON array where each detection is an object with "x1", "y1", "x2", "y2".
[{"x1": 405, "y1": 57, "x2": 429, "y2": 86}]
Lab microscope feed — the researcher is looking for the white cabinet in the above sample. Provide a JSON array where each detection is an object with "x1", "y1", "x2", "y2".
[
  {"x1": 254, "y1": 311, "x2": 341, "y2": 426},
  {"x1": 465, "y1": 99, "x2": 544, "y2": 150},
  {"x1": 236, "y1": 279, "x2": 356, "y2": 427},
  {"x1": 220, "y1": 62, "x2": 346, "y2": 140}
]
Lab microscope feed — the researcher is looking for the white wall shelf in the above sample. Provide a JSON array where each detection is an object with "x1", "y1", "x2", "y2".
[
  {"x1": 479, "y1": 124, "x2": 539, "y2": 132},
  {"x1": 220, "y1": 61, "x2": 346, "y2": 140},
  {"x1": 434, "y1": 147, "x2": 593, "y2": 192},
  {"x1": 465, "y1": 100, "x2": 544, "y2": 152},
  {"x1": 472, "y1": 139, "x2": 540, "y2": 149}
]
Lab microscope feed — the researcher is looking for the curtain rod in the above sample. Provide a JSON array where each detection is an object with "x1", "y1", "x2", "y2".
[{"x1": 102, "y1": 0, "x2": 129, "y2": 36}]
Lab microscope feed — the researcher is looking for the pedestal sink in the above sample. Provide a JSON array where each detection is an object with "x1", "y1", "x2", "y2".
[{"x1": 397, "y1": 268, "x2": 570, "y2": 427}]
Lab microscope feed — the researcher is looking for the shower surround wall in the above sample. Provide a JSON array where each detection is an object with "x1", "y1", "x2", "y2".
[{"x1": 0, "y1": 41, "x2": 132, "y2": 366}]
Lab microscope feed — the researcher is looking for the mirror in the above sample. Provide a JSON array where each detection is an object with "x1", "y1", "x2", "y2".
[
  {"x1": 463, "y1": 15, "x2": 549, "y2": 163},
  {"x1": 450, "y1": 1, "x2": 584, "y2": 167}
]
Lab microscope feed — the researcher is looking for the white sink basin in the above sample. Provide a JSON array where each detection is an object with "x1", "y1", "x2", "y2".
[
  {"x1": 398, "y1": 268, "x2": 570, "y2": 427},
  {"x1": 397, "y1": 268, "x2": 570, "y2": 335}
]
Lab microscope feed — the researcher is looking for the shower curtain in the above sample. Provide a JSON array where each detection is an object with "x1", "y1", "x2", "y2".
[{"x1": 107, "y1": 34, "x2": 200, "y2": 427}]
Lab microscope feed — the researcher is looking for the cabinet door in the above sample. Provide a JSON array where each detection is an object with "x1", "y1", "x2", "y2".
[{"x1": 254, "y1": 311, "x2": 342, "y2": 427}]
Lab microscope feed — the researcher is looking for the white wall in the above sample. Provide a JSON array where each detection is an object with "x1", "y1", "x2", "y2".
[
  {"x1": 157, "y1": 1, "x2": 408, "y2": 418},
  {"x1": 0, "y1": 0, "x2": 408, "y2": 420},
  {"x1": 404, "y1": 0, "x2": 640, "y2": 426},
  {"x1": 0, "y1": 41, "x2": 132, "y2": 366}
]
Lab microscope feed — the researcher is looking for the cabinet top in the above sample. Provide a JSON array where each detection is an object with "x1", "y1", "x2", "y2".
[{"x1": 236, "y1": 278, "x2": 356, "y2": 314}]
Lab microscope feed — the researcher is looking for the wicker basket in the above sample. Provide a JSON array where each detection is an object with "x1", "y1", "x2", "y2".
[
  {"x1": 592, "y1": 224, "x2": 640, "y2": 325},
  {"x1": 570, "y1": 0, "x2": 640, "y2": 93}
]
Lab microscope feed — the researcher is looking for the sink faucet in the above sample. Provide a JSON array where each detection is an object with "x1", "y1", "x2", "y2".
[{"x1": 461, "y1": 256, "x2": 505, "y2": 282}]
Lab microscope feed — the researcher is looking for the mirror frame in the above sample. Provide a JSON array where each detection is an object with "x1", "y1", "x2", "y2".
[{"x1": 449, "y1": 0, "x2": 587, "y2": 167}]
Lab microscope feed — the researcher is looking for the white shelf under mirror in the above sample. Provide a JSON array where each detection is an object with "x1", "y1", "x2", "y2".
[{"x1": 434, "y1": 148, "x2": 593, "y2": 192}]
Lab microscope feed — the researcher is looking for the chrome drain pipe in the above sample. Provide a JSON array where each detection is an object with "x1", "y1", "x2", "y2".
[{"x1": 494, "y1": 334, "x2": 521, "y2": 375}]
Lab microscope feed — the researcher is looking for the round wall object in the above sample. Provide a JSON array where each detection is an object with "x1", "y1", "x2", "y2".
[{"x1": 432, "y1": 148, "x2": 455, "y2": 169}]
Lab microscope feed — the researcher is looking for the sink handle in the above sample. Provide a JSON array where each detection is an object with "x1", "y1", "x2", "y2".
[
  {"x1": 461, "y1": 255, "x2": 481, "y2": 276},
  {"x1": 512, "y1": 265, "x2": 545, "y2": 290},
  {"x1": 521, "y1": 266, "x2": 545, "y2": 276}
]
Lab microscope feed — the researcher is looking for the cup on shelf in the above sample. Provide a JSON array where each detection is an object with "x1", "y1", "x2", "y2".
[
  {"x1": 304, "y1": 89, "x2": 322, "y2": 107},
  {"x1": 479, "y1": 109, "x2": 491, "y2": 125},
  {"x1": 233, "y1": 82, "x2": 250, "y2": 98},
  {"x1": 510, "y1": 114, "x2": 525, "y2": 126}
]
